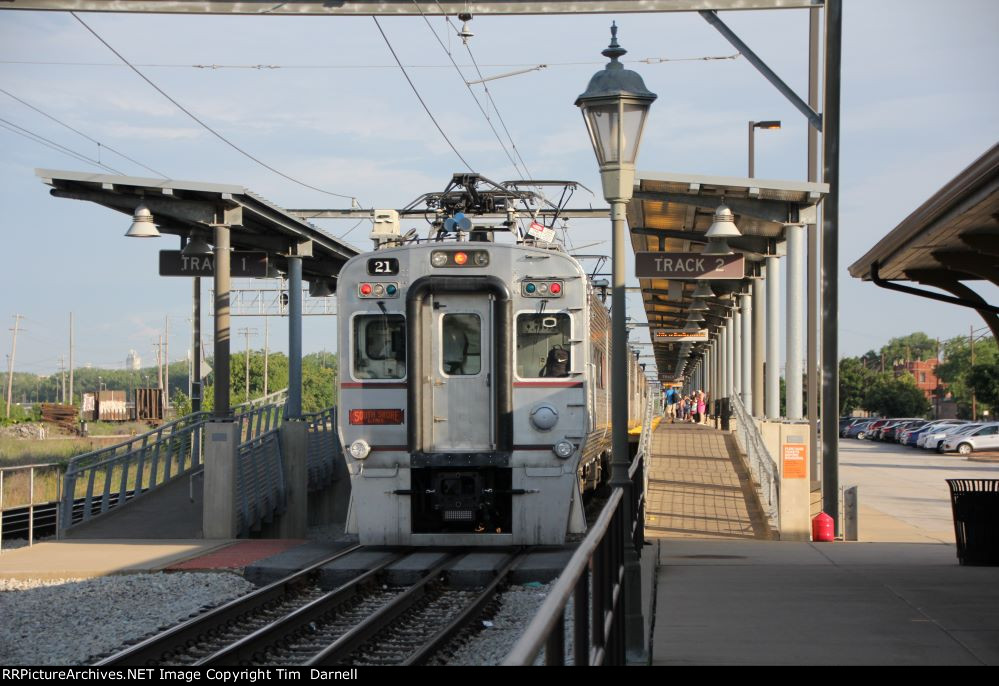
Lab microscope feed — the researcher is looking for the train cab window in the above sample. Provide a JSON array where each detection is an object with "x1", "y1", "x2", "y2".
[
  {"x1": 353, "y1": 314, "x2": 406, "y2": 379},
  {"x1": 441, "y1": 313, "x2": 481, "y2": 375},
  {"x1": 516, "y1": 313, "x2": 571, "y2": 378}
]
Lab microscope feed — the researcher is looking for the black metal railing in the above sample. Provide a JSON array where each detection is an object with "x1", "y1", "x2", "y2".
[{"x1": 503, "y1": 392, "x2": 654, "y2": 665}]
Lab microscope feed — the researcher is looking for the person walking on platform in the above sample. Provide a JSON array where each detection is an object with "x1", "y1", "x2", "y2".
[
  {"x1": 697, "y1": 391, "x2": 707, "y2": 424},
  {"x1": 666, "y1": 386, "x2": 678, "y2": 422}
]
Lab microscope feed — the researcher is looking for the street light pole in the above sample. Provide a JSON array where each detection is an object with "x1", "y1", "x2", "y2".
[
  {"x1": 576, "y1": 23, "x2": 655, "y2": 664},
  {"x1": 748, "y1": 120, "x2": 781, "y2": 178}
]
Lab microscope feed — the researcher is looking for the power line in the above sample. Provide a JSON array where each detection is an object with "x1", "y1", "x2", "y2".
[
  {"x1": 70, "y1": 12, "x2": 358, "y2": 202},
  {"x1": 0, "y1": 55, "x2": 740, "y2": 70},
  {"x1": 412, "y1": 2, "x2": 526, "y2": 179},
  {"x1": 371, "y1": 16, "x2": 474, "y2": 172},
  {"x1": 0, "y1": 115, "x2": 125, "y2": 173},
  {"x1": 0, "y1": 85, "x2": 169, "y2": 178}
]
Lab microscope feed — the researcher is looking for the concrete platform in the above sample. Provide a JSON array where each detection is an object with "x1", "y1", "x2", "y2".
[
  {"x1": 0, "y1": 539, "x2": 233, "y2": 580},
  {"x1": 652, "y1": 538, "x2": 999, "y2": 665},
  {"x1": 242, "y1": 540, "x2": 357, "y2": 586}
]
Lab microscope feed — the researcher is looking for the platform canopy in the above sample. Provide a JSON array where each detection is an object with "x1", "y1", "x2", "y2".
[
  {"x1": 626, "y1": 170, "x2": 827, "y2": 381},
  {"x1": 37, "y1": 168, "x2": 360, "y2": 288},
  {"x1": 848, "y1": 143, "x2": 999, "y2": 339}
]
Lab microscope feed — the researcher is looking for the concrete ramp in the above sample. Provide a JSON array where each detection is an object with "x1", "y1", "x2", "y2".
[
  {"x1": 63, "y1": 473, "x2": 204, "y2": 539},
  {"x1": 645, "y1": 422, "x2": 771, "y2": 540}
]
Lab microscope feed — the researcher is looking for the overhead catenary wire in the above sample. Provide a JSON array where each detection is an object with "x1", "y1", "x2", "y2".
[
  {"x1": 0, "y1": 86, "x2": 169, "y2": 179},
  {"x1": 70, "y1": 12, "x2": 358, "y2": 202},
  {"x1": 0, "y1": 115, "x2": 125, "y2": 174},
  {"x1": 371, "y1": 15, "x2": 474, "y2": 172},
  {"x1": 411, "y1": 1, "x2": 527, "y2": 180},
  {"x1": 0, "y1": 55, "x2": 740, "y2": 70}
]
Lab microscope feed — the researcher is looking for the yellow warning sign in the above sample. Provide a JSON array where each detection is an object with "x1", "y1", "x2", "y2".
[{"x1": 782, "y1": 443, "x2": 807, "y2": 479}]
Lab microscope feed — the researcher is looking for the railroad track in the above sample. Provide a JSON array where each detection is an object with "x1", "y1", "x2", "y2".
[{"x1": 99, "y1": 548, "x2": 524, "y2": 667}]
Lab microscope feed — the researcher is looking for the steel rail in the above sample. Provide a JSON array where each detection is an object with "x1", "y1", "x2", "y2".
[
  {"x1": 197, "y1": 552, "x2": 405, "y2": 665},
  {"x1": 306, "y1": 554, "x2": 463, "y2": 665},
  {"x1": 97, "y1": 544, "x2": 362, "y2": 666},
  {"x1": 402, "y1": 552, "x2": 525, "y2": 666}
]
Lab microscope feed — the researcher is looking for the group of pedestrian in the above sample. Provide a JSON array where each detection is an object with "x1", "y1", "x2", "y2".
[{"x1": 664, "y1": 387, "x2": 708, "y2": 424}]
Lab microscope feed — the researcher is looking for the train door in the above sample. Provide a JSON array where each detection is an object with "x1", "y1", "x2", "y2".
[{"x1": 428, "y1": 293, "x2": 493, "y2": 452}]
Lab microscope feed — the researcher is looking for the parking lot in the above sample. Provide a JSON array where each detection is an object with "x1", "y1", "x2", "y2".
[{"x1": 838, "y1": 438, "x2": 999, "y2": 543}]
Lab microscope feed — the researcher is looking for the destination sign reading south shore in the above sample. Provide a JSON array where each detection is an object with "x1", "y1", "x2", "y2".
[{"x1": 635, "y1": 252, "x2": 744, "y2": 279}]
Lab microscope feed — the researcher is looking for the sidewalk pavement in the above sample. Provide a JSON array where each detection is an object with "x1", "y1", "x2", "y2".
[{"x1": 646, "y1": 422, "x2": 999, "y2": 666}]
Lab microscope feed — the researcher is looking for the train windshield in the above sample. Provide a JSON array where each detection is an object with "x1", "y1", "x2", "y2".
[
  {"x1": 353, "y1": 314, "x2": 406, "y2": 379},
  {"x1": 516, "y1": 313, "x2": 571, "y2": 378}
]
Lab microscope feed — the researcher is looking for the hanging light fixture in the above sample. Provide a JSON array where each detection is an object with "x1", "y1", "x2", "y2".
[
  {"x1": 309, "y1": 279, "x2": 333, "y2": 297},
  {"x1": 125, "y1": 202, "x2": 160, "y2": 238},
  {"x1": 686, "y1": 309, "x2": 705, "y2": 323},
  {"x1": 692, "y1": 280, "x2": 714, "y2": 298},
  {"x1": 689, "y1": 298, "x2": 709, "y2": 312},
  {"x1": 182, "y1": 231, "x2": 213, "y2": 256},
  {"x1": 701, "y1": 204, "x2": 740, "y2": 255}
]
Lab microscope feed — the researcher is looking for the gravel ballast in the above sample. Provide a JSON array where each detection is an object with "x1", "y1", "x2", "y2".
[{"x1": 0, "y1": 572, "x2": 254, "y2": 665}]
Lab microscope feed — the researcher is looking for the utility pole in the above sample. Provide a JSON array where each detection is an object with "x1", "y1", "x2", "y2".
[
  {"x1": 59, "y1": 356, "x2": 66, "y2": 404},
  {"x1": 263, "y1": 317, "x2": 269, "y2": 397},
  {"x1": 970, "y1": 325, "x2": 976, "y2": 420},
  {"x1": 238, "y1": 327, "x2": 258, "y2": 402},
  {"x1": 6, "y1": 314, "x2": 24, "y2": 418},
  {"x1": 155, "y1": 336, "x2": 163, "y2": 390},
  {"x1": 164, "y1": 315, "x2": 170, "y2": 410},
  {"x1": 69, "y1": 312, "x2": 74, "y2": 406}
]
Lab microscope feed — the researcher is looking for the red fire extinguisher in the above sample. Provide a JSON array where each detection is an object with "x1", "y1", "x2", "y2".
[{"x1": 812, "y1": 512, "x2": 834, "y2": 542}]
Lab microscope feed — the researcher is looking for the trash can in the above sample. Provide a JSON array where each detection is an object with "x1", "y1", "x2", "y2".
[{"x1": 946, "y1": 479, "x2": 999, "y2": 566}]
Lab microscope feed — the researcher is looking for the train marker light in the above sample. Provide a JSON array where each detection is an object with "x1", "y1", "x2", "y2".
[
  {"x1": 554, "y1": 440, "x2": 575, "y2": 459},
  {"x1": 525, "y1": 283, "x2": 537, "y2": 294},
  {"x1": 348, "y1": 439, "x2": 372, "y2": 460},
  {"x1": 454, "y1": 251, "x2": 469, "y2": 265},
  {"x1": 359, "y1": 283, "x2": 373, "y2": 296},
  {"x1": 386, "y1": 284, "x2": 398, "y2": 296},
  {"x1": 550, "y1": 282, "x2": 562, "y2": 294}
]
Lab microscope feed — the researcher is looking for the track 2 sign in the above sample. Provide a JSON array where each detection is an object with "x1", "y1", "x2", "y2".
[{"x1": 635, "y1": 252, "x2": 744, "y2": 279}]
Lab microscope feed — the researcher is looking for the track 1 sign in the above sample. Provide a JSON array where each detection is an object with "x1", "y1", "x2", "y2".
[
  {"x1": 635, "y1": 252, "x2": 744, "y2": 279},
  {"x1": 159, "y1": 250, "x2": 269, "y2": 277}
]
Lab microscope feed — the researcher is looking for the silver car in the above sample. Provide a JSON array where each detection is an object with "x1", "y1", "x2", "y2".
[
  {"x1": 926, "y1": 423, "x2": 981, "y2": 451},
  {"x1": 918, "y1": 422, "x2": 966, "y2": 449},
  {"x1": 940, "y1": 422, "x2": 999, "y2": 455}
]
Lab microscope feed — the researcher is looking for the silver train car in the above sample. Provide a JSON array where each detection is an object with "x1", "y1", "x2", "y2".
[{"x1": 337, "y1": 184, "x2": 647, "y2": 546}]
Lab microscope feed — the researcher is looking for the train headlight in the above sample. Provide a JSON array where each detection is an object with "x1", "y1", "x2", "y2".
[
  {"x1": 553, "y1": 440, "x2": 575, "y2": 459},
  {"x1": 529, "y1": 404, "x2": 559, "y2": 431},
  {"x1": 431, "y1": 251, "x2": 449, "y2": 267},
  {"x1": 348, "y1": 439, "x2": 371, "y2": 460}
]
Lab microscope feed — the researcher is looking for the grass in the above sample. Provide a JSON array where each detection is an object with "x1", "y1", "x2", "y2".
[{"x1": 1, "y1": 425, "x2": 197, "y2": 512}]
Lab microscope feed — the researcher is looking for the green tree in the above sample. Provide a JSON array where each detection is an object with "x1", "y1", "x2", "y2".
[
  {"x1": 862, "y1": 372, "x2": 930, "y2": 418},
  {"x1": 968, "y1": 363, "x2": 999, "y2": 416},
  {"x1": 880, "y1": 332, "x2": 938, "y2": 366},
  {"x1": 936, "y1": 335, "x2": 997, "y2": 418},
  {"x1": 839, "y1": 357, "x2": 878, "y2": 415}
]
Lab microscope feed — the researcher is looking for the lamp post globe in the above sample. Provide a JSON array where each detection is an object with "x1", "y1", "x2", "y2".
[{"x1": 575, "y1": 22, "x2": 657, "y2": 202}]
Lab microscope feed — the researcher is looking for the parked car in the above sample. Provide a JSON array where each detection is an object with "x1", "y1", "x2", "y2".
[
  {"x1": 940, "y1": 422, "x2": 999, "y2": 455},
  {"x1": 861, "y1": 419, "x2": 890, "y2": 439},
  {"x1": 908, "y1": 420, "x2": 966, "y2": 447},
  {"x1": 915, "y1": 421, "x2": 965, "y2": 448},
  {"x1": 883, "y1": 419, "x2": 924, "y2": 442},
  {"x1": 897, "y1": 420, "x2": 930, "y2": 445},
  {"x1": 924, "y1": 423, "x2": 981, "y2": 451},
  {"x1": 844, "y1": 420, "x2": 876, "y2": 439}
]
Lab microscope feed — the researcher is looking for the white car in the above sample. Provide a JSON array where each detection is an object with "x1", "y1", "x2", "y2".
[
  {"x1": 940, "y1": 422, "x2": 999, "y2": 455},
  {"x1": 925, "y1": 423, "x2": 981, "y2": 451},
  {"x1": 917, "y1": 422, "x2": 964, "y2": 448}
]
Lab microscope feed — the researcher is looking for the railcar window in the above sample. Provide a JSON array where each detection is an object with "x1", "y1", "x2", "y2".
[
  {"x1": 353, "y1": 314, "x2": 406, "y2": 379},
  {"x1": 516, "y1": 313, "x2": 571, "y2": 378},
  {"x1": 441, "y1": 313, "x2": 481, "y2": 375}
]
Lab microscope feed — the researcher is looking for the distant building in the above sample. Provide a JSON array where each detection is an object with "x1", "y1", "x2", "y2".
[
  {"x1": 893, "y1": 358, "x2": 947, "y2": 415},
  {"x1": 126, "y1": 349, "x2": 141, "y2": 370}
]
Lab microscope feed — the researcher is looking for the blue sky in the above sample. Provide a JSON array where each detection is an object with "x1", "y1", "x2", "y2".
[{"x1": 1, "y1": 1, "x2": 997, "y2": 378}]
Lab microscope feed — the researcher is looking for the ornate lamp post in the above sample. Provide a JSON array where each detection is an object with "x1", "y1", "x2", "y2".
[{"x1": 576, "y1": 23, "x2": 656, "y2": 495}]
